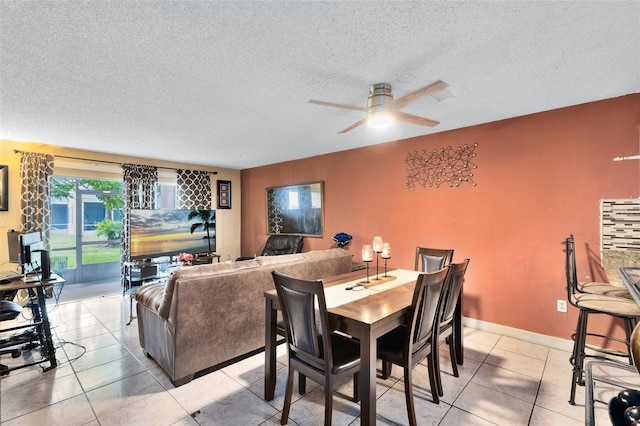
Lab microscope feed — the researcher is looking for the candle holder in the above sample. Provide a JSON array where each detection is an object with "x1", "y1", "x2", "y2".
[
  {"x1": 381, "y1": 243, "x2": 391, "y2": 277},
  {"x1": 357, "y1": 244, "x2": 374, "y2": 287},
  {"x1": 372, "y1": 236, "x2": 384, "y2": 280},
  {"x1": 364, "y1": 259, "x2": 372, "y2": 283}
]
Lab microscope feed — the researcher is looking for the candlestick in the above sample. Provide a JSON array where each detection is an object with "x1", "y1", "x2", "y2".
[
  {"x1": 360, "y1": 244, "x2": 373, "y2": 284},
  {"x1": 372, "y1": 236, "x2": 383, "y2": 280},
  {"x1": 381, "y1": 243, "x2": 391, "y2": 277},
  {"x1": 372, "y1": 236, "x2": 384, "y2": 253}
]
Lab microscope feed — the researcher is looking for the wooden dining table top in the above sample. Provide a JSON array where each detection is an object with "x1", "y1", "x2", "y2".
[{"x1": 264, "y1": 267, "x2": 420, "y2": 326}]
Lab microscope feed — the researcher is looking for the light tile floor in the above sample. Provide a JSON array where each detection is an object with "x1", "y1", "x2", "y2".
[{"x1": 0, "y1": 294, "x2": 599, "y2": 425}]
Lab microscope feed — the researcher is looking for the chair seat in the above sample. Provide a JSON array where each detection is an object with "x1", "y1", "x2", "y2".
[
  {"x1": 377, "y1": 326, "x2": 413, "y2": 365},
  {"x1": 578, "y1": 281, "x2": 632, "y2": 299},
  {"x1": 572, "y1": 293, "x2": 640, "y2": 317},
  {"x1": 329, "y1": 333, "x2": 361, "y2": 374}
]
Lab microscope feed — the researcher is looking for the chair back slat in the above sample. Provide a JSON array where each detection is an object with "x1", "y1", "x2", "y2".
[
  {"x1": 280, "y1": 286, "x2": 320, "y2": 357},
  {"x1": 409, "y1": 267, "x2": 449, "y2": 355},
  {"x1": 415, "y1": 247, "x2": 454, "y2": 272},
  {"x1": 272, "y1": 271, "x2": 330, "y2": 371},
  {"x1": 563, "y1": 235, "x2": 579, "y2": 301},
  {"x1": 440, "y1": 259, "x2": 470, "y2": 326}
]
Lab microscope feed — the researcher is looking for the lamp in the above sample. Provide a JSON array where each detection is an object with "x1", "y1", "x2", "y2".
[{"x1": 367, "y1": 83, "x2": 393, "y2": 128}]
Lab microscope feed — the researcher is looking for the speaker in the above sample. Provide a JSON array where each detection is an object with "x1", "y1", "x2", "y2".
[{"x1": 34, "y1": 249, "x2": 51, "y2": 280}]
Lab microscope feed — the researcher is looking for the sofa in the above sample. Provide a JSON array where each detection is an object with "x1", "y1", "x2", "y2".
[{"x1": 135, "y1": 248, "x2": 353, "y2": 386}]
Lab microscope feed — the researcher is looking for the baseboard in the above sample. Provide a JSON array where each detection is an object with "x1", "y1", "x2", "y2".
[{"x1": 463, "y1": 317, "x2": 575, "y2": 353}]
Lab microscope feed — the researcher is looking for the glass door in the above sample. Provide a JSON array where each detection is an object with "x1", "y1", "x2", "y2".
[{"x1": 51, "y1": 177, "x2": 123, "y2": 283}]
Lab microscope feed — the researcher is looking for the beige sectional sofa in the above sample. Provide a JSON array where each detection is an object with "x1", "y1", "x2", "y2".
[{"x1": 135, "y1": 248, "x2": 353, "y2": 386}]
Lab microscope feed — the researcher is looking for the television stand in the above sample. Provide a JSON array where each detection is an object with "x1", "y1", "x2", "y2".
[{"x1": 123, "y1": 258, "x2": 178, "y2": 324}]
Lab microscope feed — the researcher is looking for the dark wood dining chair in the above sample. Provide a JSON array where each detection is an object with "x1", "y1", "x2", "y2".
[
  {"x1": 433, "y1": 259, "x2": 470, "y2": 398},
  {"x1": 377, "y1": 267, "x2": 450, "y2": 426},
  {"x1": 563, "y1": 236, "x2": 640, "y2": 405},
  {"x1": 414, "y1": 247, "x2": 454, "y2": 272},
  {"x1": 271, "y1": 271, "x2": 361, "y2": 426}
]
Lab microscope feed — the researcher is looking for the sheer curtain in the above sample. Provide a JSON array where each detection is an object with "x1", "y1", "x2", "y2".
[
  {"x1": 121, "y1": 164, "x2": 158, "y2": 285},
  {"x1": 176, "y1": 169, "x2": 211, "y2": 210},
  {"x1": 19, "y1": 152, "x2": 55, "y2": 248}
]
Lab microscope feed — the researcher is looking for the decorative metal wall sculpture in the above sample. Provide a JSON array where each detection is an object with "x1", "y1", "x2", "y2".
[{"x1": 405, "y1": 143, "x2": 478, "y2": 188}]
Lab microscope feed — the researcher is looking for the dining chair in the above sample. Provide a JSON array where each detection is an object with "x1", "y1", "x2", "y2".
[
  {"x1": 433, "y1": 259, "x2": 470, "y2": 398},
  {"x1": 566, "y1": 234, "x2": 631, "y2": 299},
  {"x1": 377, "y1": 267, "x2": 450, "y2": 425},
  {"x1": 271, "y1": 271, "x2": 361, "y2": 426},
  {"x1": 563, "y1": 236, "x2": 640, "y2": 405},
  {"x1": 414, "y1": 246, "x2": 454, "y2": 272}
]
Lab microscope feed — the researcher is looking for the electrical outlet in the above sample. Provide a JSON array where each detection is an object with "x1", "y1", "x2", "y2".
[{"x1": 557, "y1": 299, "x2": 567, "y2": 313}]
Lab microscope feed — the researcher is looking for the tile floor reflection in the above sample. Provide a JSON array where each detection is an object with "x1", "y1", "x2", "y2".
[{"x1": 0, "y1": 293, "x2": 598, "y2": 425}]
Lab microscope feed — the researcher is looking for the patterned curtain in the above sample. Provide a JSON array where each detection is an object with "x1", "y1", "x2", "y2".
[
  {"x1": 121, "y1": 164, "x2": 158, "y2": 285},
  {"x1": 176, "y1": 169, "x2": 211, "y2": 210},
  {"x1": 19, "y1": 152, "x2": 54, "y2": 248}
]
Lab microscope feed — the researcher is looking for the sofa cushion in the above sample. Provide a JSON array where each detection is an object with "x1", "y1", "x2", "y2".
[
  {"x1": 302, "y1": 248, "x2": 351, "y2": 261},
  {"x1": 135, "y1": 284, "x2": 165, "y2": 313},
  {"x1": 256, "y1": 252, "x2": 304, "y2": 266},
  {"x1": 152, "y1": 259, "x2": 262, "y2": 320}
]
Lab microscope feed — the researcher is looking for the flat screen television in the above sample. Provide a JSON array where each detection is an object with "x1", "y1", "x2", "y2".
[{"x1": 129, "y1": 209, "x2": 215, "y2": 261}]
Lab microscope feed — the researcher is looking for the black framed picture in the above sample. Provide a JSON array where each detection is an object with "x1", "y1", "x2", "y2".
[
  {"x1": 0, "y1": 165, "x2": 7, "y2": 211},
  {"x1": 217, "y1": 180, "x2": 231, "y2": 209}
]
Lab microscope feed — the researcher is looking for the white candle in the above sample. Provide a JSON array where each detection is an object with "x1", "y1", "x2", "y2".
[
  {"x1": 373, "y1": 236, "x2": 384, "y2": 253},
  {"x1": 362, "y1": 244, "x2": 373, "y2": 261},
  {"x1": 381, "y1": 243, "x2": 391, "y2": 259}
]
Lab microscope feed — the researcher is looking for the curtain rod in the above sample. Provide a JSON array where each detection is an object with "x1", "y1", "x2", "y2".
[{"x1": 13, "y1": 150, "x2": 218, "y2": 174}]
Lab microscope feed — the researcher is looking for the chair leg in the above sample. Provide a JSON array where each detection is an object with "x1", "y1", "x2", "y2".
[
  {"x1": 324, "y1": 376, "x2": 333, "y2": 426},
  {"x1": 403, "y1": 364, "x2": 418, "y2": 426},
  {"x1": 432, "y1": 339, "x2": 443, "y2": 398},
  {"x1": 281, "y1": 366, "x2": 294, "y2": 425},
  {"x1": 427, "y1": 352, "x2": 440, "y2": 404},
  {"x1": 381, "y1": 360, "x2": 392, "y2": 379},
  {"x1": 569, "y1": 309, "x2": 588, "y2": 405},
  {"x1": 352, "y1": 372, "x2": 360, "y2": 402},
  {"x1": 436, "y1": 336, "x2": 458, "y2": 398},
  {"x1": 298, "y1": 373, "x2": 306, "y2": 395},
  {"x1": 449, "y1": 337, "x2": 459, "y2": 378}
]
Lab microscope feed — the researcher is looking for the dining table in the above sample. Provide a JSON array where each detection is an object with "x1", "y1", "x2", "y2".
[{"x1": 263, "y1": 267, "x2": 464, "y2": 425}]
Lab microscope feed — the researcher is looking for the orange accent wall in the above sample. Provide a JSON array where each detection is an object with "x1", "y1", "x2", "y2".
[{"x1": 241, "y1": 95, "x2": 640, "y2": 340}]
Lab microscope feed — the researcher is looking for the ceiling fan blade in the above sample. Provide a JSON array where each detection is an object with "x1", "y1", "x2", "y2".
[
  {"x1": 308, "y1": 99, "x2": 368, "y2": 112},
  {"x1": 338, "y1": 117, "x2": 368, "y2": 133},
  {"x1": 389, "y1": 80, "x2": 449, "y2": 110},
  {"x1": 392, "y1": 111, "x2": 440, "y2": 128}
]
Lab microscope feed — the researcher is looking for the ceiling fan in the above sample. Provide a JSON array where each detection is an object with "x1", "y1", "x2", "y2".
[{"x1": 309, "y1": 80, "x2": 448, "y2": 134}]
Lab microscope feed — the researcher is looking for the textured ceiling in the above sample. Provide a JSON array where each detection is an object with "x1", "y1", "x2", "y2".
[{"x1": 1, "y1": 1, "x2": 639, "y2": 169}]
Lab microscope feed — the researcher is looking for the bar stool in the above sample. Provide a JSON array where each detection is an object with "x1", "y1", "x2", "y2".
[
  {"x1": 567, "y1": 234, "x2": 632, "y2": 299},
  {"x1": 563, "y1": 236, "x2": 640, "y2": 405}
]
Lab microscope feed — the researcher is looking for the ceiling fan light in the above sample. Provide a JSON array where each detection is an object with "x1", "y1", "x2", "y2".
[
  {"x1": 367, "y1": 110, "x2": 393, "y2": 128},
  {"x1": 367, "y1": 83, "x2": 394, "y2": 128}
]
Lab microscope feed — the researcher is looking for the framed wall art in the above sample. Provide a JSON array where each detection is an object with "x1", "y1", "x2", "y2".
[
  {"x1": 266, "y1": 182, "x2": 324, "y2": 237},
  {"x1": 217, "y1": 180, "x2": 231, "y2": 209},
  {"x1": 0, "y1": 165, "x2": 7, "y2": 211}
]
